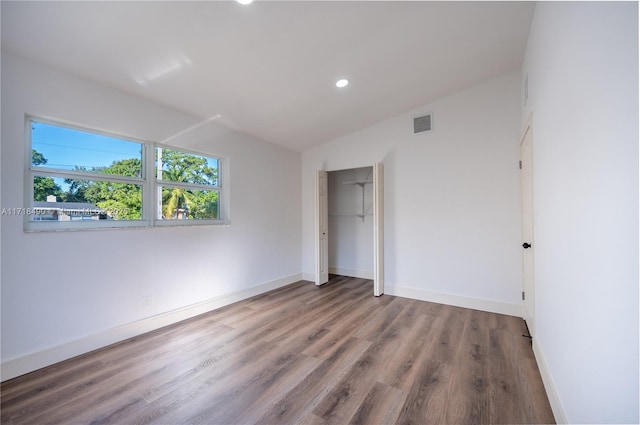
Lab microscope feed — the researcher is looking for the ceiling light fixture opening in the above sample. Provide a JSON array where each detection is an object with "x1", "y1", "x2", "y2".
[
  {"x1": 336, "y1": 79, "x2": 349, "y2": 88},
  {"x1": 236, "y1": 0, "x2": 254, "y2": 5}
]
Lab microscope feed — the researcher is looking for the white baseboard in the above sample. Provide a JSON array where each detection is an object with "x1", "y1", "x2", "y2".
[
  {"x1": 1, "y1": 273, "x2": 302, "y2": 382},
  {"x1": 384, "y1": 285, "x2": 523, "y2": 317},
  {"x1": 329, "y1": 267, "x2": 373, "y2": 280},
  {"x1": 532, "y1": 338, "x2": 568, "y2": 424},
  {"x1": 301, "y1": 272, "x2": 315, "y2": 282}
]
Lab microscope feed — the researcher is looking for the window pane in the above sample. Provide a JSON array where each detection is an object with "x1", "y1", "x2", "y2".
[
  {"x1": 159, "y1": 187, "x2": 219, "y2": 220},
  {"x1": 31, "y1": 121, "x2": 143, "y2": 177},
  {"x1": 156, "y1": 148, "x2": 218, "y2": 186},
  {"x1": 32, "y1": 176, "x2": 142, "y2": 221}
]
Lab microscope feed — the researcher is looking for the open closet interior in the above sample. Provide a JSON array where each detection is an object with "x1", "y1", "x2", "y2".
[{"x1": 327, "y1": 166, "x2": 374, "y2": 279}]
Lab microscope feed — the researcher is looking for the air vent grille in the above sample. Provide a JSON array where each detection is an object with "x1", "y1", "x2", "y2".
[{"x1": 413, "y1": 113, "x2": 432, "y2": 134}]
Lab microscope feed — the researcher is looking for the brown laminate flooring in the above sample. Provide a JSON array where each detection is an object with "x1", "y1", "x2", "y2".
[{"x1": 1, "y1": 276, "x2": 555, "y2": 424}]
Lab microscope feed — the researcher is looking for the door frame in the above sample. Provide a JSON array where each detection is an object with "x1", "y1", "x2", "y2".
[
  {"x1": 520, "y1": 113, "x2": 535, "y2": 335},
  {"x1": 373, "y1": 162, "x2": 384, "y2": 296},
  {"x1": 314, "y1": 163, "x2": 384, "y2": 296}
]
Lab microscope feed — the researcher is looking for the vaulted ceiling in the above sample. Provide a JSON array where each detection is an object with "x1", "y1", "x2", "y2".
[{"x1": 1, "y1": 1, "x2": 534, "y2": 151}]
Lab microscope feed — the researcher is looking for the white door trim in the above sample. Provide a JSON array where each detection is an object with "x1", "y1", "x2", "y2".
[
  {"x1": 520, "y1": 113, "x2": 535, "y2": 335},
  {"x1": 373, "y1": 162, "x2": 384, "y2": 296}
]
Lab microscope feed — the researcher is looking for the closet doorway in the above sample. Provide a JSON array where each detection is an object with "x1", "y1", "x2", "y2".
[{"x1": 315, "y1": 163, "x2": 384, "y2": 296}]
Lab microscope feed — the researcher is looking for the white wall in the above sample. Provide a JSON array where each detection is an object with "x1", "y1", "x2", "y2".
[
  {"x1": 302, "y1": 71, "x2": 523, "y2": 315},
  {"x1": 521, "y1": 3, "x2": 639, "y2": 423},
  {"x1": 328, "y1": 167, "x2": 373, "y2": 278},
  {"x1": 0, "y1": 53, "x2": 302, "y2": 378}
]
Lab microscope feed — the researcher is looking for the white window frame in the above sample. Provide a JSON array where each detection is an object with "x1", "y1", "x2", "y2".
[
  {"x1": 24, "y1": 116, "x2": 227, "y2": 232},
  {"x1": 153, "y1": 143, "x2": 226, "y2": 227}
]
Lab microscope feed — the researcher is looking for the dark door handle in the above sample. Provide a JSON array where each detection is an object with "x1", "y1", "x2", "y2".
[{"x1": 522, "y1": 242, "x2": 532, "y2": 249}]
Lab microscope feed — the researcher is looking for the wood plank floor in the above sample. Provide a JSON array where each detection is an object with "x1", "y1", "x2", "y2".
[{"x1": 1, "y1": 276, "x2": 555, "y2": 424}]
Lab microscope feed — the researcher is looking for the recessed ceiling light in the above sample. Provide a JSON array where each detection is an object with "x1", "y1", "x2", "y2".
[
  {"x1": 336, "y1": 79, "x2": 349, "y2": 88},
  {"x1": 236, "y1": 0, "x2": 254, "y2": 4}
]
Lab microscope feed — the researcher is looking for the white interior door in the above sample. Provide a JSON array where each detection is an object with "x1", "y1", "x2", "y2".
[
  {"x1": 315, "y1": 170, "x2": 329, "y2": 286},
  {"x1": 520, "y1": 115, "x2": 535, "y2": 336},
  {"x1": 373, "y1": 162, "x2": 384, "y2": 296}
]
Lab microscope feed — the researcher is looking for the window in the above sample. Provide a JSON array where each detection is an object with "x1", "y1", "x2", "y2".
[
  {"x1": 156, "y1": 147, "x2": 221, "y2": 222},
  {"x1": 25, "y1": 118, "x2": 225, "y2": 231}
]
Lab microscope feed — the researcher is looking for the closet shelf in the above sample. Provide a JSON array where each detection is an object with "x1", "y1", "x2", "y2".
[
  {"x1": 337, "y1": 179, "x2": 373, "y2": 222},
  {"x1": 342, "y1": 180, "x2": 373, "y2": 187},
  {"x1": 329, "y1": 213, "x2": 372, "y2": 218}
]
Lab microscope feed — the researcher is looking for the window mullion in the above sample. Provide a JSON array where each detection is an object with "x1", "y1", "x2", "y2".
[
  {"x1": 31, "y1": 167, "x2": 144, "y2": 185},
  {"x1": 147, "y1": 143, "x2": 157, "y2": 225},
  {"x1": 156, "y1": 181, "x2": 220, "y2": 191}
]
